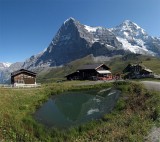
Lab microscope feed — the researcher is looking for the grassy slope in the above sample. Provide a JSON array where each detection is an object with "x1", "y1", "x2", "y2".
[
  {"x1": 0, "y1": 81, "x2": 160, "y2": 141},
  {"x1": 37, "y1": 55, "x2": 94, "y2": 82},
  {"x1": 37, "y1": 54, "x2": 160, "y2": 83},
  {"x1": 105, "y1": 54, "x2": 160, "y2": 74}
]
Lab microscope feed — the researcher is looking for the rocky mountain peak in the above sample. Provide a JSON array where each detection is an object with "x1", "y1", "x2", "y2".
[
  {"x1": 122, "y1": 20, "x2": 139, "y2": 27},
  {"x1": 110, "y1": 20, "x2": 160, "y2": 56},
  {"x1": 22, "y1": 17, "x2": 160, "y2": 70},
  {"x1": 112, "y1": 20, "x2": 147, "y2": 38},
  {"x1": 0, "y1": 62, "x2": 12, "y2": 69},
  {"x1": 62, "y1": 17, "x2": 81, "y2": 30},
  {"x1": 64, "y1": 17, "x2": 76, "y2": 24}
]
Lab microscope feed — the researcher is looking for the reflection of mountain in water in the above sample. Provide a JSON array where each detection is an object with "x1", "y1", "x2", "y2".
[
  {"x1": 54, "y1": 93, "x2": 91, "y2": 121},
  {"x1": 79, "y1": 89, "x2": 120, "y2": 121},
  {"x1": 34, "y1": 88, "x2": 120, "y2": 129}
]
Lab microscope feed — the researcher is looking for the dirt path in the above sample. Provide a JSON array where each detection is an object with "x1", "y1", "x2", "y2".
[
  {"x1": 141, "y1": 81, "x2": 160, "y2": 142},
  {"x1": 145, "y1": 127, "x2": 160, "y2": 142},
  {"x1": 141, "y1": 81, "x2": 160, "y2": 92}
]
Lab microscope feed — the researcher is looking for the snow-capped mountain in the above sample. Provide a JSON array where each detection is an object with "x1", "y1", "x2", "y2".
[
  {"x1": 110, "y1": 20, "x2": 160, "y2": 56},
  {"x1": 0, "y1": 62, "x2": 23, "y2": 84},
  {"x1": 0, "y1": 62, "x2": 12, "y2": 69},
  {"x1": 0, "y1": 62, "x2": 12, "y2": 83},
  {"x1": 22, "y1": 18, "x2": 160, "y2": 69},
  {"x1": 23, "y1": 17, "x2": 125, "y2": 69}
]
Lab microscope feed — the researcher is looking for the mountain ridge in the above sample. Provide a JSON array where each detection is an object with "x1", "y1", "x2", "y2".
[
  {"x1": 110, "y1": 20, "x2": 160, "y2": 55},
  {"x1": 22, "y1": 18, "x2": 160, "y2": 70}
]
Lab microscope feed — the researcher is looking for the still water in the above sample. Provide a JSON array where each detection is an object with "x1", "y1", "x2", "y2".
[{"x1": 34, "y1": 88, "x2": 120, "y2": 129}]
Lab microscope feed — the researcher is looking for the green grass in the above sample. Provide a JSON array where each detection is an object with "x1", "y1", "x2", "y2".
[{"x1": 0, "y1": 81, "x2": 160, "y2": 141}]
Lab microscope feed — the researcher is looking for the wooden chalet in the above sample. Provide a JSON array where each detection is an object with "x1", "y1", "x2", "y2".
[
  {"x1": 123, "y1": 63, "x2": 154, "y2": 79},
  {"x1": 11, "y1": 69, "x2": 37, "y2": 86},
  {"x1": 66, "y1": 63, "x2": 112, "y2": 81}
]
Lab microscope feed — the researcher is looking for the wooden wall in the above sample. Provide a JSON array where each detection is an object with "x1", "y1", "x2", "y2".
[{"x1": 11, "y1": 73, "x2": 36, "y2": 84}]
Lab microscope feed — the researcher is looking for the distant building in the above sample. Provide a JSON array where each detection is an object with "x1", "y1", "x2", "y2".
[
  {"x1": 65, "y1": 63, "x2": 112, "y2": 81},
  {"x1": 11, "y1": 69, "x2": 37, "y2": 86},
  {"x1": 123, "y1": 63, "x2": 154, "y2": 79}
]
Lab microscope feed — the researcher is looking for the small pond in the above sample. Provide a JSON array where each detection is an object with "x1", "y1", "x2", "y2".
[{"x1": 34, "y1": 88, "x2": 120, "y2": 129}]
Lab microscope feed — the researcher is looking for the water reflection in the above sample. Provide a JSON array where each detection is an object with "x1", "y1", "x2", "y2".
[{"x1": 34, "y1": 88, "x2": 120, "y2": 129}]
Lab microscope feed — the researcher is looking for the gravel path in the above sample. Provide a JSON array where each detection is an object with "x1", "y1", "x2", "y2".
[
  {"x1": 141, "y1": 81, "x2": 160, "y2": 92},
  {"x1": 145, "y1": 127, "x2": 160, "y2": 142},
  {"x1": 141, "y1": 81, "x2": 160, "y2": 142}
]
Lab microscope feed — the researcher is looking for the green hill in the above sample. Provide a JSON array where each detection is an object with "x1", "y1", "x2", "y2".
[{"x1": 37, "y1": 54, "x2": 160, "y2": 83}]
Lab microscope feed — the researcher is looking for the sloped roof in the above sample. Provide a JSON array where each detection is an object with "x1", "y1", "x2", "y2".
[
  {"x1": 65, "y1": 71, "x2": 79, "y2": 77},
  {"x1": 130, "y1": 63, "x2": 146, "y2": 69},
  {"x1": 11, "y1": 69, "x2": 36, "y2": 77},
  {"x1": 123, "y1": 63, "x2": 146, "y2": 73},
  {"x1": 78, "y1": 63, "x2": 108, "y2": 70}
]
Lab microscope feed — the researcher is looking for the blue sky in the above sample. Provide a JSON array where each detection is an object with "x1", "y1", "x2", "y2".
[{"x1": 0, "y1": 0, "x2": 160, "y2": 63}]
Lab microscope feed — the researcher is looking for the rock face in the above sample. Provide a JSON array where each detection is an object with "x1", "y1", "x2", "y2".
[
  {"x1": 22, "y1": 18, "x2": 127, "y2": 69},
  {"x1": 23, "y1": 18, "x2": 160, "y2": 69},
  {"x1": 20, "y1": 18, "x2": 160, "y2": 70}
]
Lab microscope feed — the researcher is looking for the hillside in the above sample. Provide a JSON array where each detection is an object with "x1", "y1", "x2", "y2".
[
  {"x1": 37, "y1": 54, "x2": 160, "y2": 83},
  {"x1": 108, "y1": 54, "x2": 160, "y2": 74},
  {"x1": 37, "y1": 55, "x2": 94, "y2": 82}
]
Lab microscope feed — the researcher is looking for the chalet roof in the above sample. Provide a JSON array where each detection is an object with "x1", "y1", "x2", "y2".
[
  {"x1": 78, "y1": 63, "x2": 108, "y2": 70},
  {"x1": 130, "y1": 63, "x2": 146, "y2": 69},
  {"x1": 11, "y1": 69, "x2": 36, "y2": 77},
  {"x1": 65, "y1": 71, "x2": 79, "y2": 77},
  {"x1": 123, "y1": 63, "x2": 146, "y2": 73}
]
